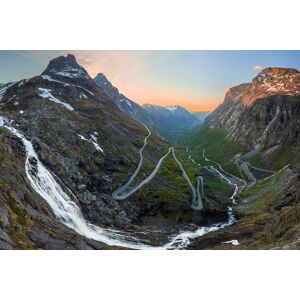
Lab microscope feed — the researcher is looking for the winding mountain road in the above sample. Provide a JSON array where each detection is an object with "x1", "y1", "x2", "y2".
[
  {"x1": 235, "y1": 159, "x2": 256, "y2": 186},
  {"x1": 0, "y1": 116, "x2": 238, "y2": 249},
  {"x1": 171, "y1": 148, "x2": 203, "y2": 210},
  {"x1": 112, "y1": 124, "x2": 151, "y2": 199},
  {"x1": 112, "y1": 126, "x2": 203, "y2": 210},
  {"x1": 112, "y1": 147, "x2": 171, "y2": 200}
]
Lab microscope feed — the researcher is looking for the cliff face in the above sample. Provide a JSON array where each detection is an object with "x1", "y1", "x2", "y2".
[
  {"x1": 206, "y1": 68, "x2": 300, "y2": 150},
  {"x1": 0, "y1": 55, "x2": 202, "y2": 249}
]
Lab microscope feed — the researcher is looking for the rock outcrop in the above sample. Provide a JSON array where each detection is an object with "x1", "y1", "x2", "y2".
[
  {"x1": 0, "y1": 54, "x2": 198, "y2": 249},
  {"x1": 206, "y1": 68, "x2": 300, "y2": 150}
]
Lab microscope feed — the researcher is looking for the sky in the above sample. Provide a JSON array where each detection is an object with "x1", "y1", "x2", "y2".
[{"x1": 1, "y1": 50, "x2": 300, "y2": 111}]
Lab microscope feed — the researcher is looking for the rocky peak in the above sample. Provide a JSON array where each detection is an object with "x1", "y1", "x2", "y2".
[
  {"x1": 94, "y1": 73, "x2": 108, "y2": 82},
  {"x1": 42, "y1": 54, "x2": 91, "y2": 80},
  {"x1": 224, "y1": 83, "x2": 250, "y2": 103},
  {"x1": 94, "y1": 73, "x2": 116, "y2": 90},
  {"x1": 223, "y1": 67, "x2": 300, "y2": 106}
]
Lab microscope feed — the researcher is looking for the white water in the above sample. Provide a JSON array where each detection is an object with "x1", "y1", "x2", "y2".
[
  {"x1": 209, "y1": 166, "x2": 239, "y2": 204},
  {"x1": 203, "y1": 149, "x2": 247, "y2": 189},
  {"x1": 0, "y1": 116, "x2": 236, "y2": 249}
]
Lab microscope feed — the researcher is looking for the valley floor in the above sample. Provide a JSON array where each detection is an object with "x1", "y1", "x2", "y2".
[{"x1": 1, "y1": 118, "x2": 299, "y2": 250}]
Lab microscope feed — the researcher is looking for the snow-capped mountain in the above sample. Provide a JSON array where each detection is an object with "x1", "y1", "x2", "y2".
[
  {"x1": 94, "y1": 73, "x2": 153, "y2": 125},
  {"x1": 143, "y1": 104, "x2": 200, "y2": 130}
]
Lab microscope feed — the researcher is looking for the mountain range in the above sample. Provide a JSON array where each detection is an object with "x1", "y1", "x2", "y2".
[
  {"x1": 94, "y1": 73, "x2": 203, "y2": 136},
  {"x1": 1, "y1": 54, "x2": 300, "y2": 250}
]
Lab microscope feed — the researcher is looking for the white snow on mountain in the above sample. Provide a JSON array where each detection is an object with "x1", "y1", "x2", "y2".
[
  {"x1": 78, "y1": 133, "x2": 104, "y2": 153},
  {"x1": 42, "y1": 75, "x2": 71, "y2": 86},
  {"x1": 38, "y1": 88, "x2": 74, "y2": 111},
  {"x1": 165, "y1": 106, "x2": 179, "y2": 111}
]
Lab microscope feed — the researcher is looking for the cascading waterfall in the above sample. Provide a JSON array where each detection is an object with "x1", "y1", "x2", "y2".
[
  {"x1": 0, "y1": 116, "x2": 236, "y2": 249},
  {"x1": 0, "y1": 116, "x2": 157, "y2": 249}
]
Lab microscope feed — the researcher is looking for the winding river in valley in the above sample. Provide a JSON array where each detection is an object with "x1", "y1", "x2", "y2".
[{"x1": 0, "y1": 117, "x2": 238, "y2": 249}]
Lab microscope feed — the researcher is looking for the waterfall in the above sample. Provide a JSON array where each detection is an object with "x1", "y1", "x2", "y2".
[
  {"x1": 0, "y1": 116, "x2": 236, "y2": 249},
  {"x1": 0, "y1": 116, "x2": 158, "y2": 249}
]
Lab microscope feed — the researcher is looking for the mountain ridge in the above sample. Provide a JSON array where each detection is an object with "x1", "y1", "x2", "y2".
[
  {"x1": 0, "y1": 54, "x2": 207, "y2": 249},
  {"x1": 206, "y1": 67, "x2": 300, "y2": 150}
]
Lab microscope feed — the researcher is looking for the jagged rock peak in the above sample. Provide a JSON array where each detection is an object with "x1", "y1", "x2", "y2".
[
  {"x1": 257, "y1": 67, "x2": 299, "y2": 78},
  {"x1": 222, "y1": 67, "x2": 300, "y2": 106},
  {"x1": 94, "y1": 73, "x2": 108, "y2": 80},
  {"x1": 42, "y1": 54, "x2": 90, "y2": 79},
  {"x1": 253, "y1": 67, "x2": 300, "y2": 86},
  {"x1": 224, "y1": 83, "x2": 250, "y2": 103},
  {"x1": 94, "y1": 73, "x2": 112, "y2": 85}
]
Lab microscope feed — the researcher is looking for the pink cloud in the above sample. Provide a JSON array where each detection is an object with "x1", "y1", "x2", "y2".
[{"x1": 253, "y1": 65, "x2": 263, "y2": 70}]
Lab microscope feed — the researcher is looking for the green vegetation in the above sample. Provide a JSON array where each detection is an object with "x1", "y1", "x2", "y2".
[
  {"x1": 185, "y1": 126, "x2": 246, "y2": 161},
  {"x1": 122, "y1": 154, "x2": 196, "y2": 225},
  {"x1": 181, "y1": 126, "x2": 247, "y2": 178},
  {"x1": 248, "y1": 146, "x2": 294, "y2": 171},
  {"x1": 0, "y1": 180, "x2": 34, "y2": 250},
  {"x1": 238, "y1": 168, "x2": 294, "y2": 215},
  {"x1": 129, "y1": 155, "x2": 191, "y2": 207}
]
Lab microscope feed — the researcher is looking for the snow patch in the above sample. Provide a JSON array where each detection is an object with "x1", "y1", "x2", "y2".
[
  {"x1": 90, "y1": 134, "x2": 104, "y2": 153},
  {"x1": 42, "y1": 75, "x2": 70, "y2": 86},
  {"x1": 38, "y1": 88, "x2": 74, "y2": 111},
  {"x1": 78, "y1": 133, "x2": 104, "y2": 153},
  {"x1": 165, "y1": 106, "x2": 179, "y2": 111}
]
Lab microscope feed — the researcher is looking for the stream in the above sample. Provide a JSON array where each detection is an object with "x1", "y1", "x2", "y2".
[{"x1": 0, "y1": 116, "x2": 237, "y2": 249}]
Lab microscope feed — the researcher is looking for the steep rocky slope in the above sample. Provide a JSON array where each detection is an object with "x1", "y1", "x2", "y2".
[
  {"x1": 206, "y1": 68, "x2": 300, "y2": 150},
  {"x1": 186, "y1": 67, "x2": 300, "y2": 249},
  {"x1": 0, "y1": 54, "x2": 202, "y2": 249},
  {"x1": 94, "y1": 73, "x2": 153, "y2": 126}
]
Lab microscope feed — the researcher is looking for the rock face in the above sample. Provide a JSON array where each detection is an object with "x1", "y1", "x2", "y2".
[
  {"x1": 206, "y1": 68, "x2": 300, "y2": 150},
  {"x1": 0, "y1": 54, "x2": 201, "y2": 249},
  {"x1": 143, "y1": 104, "x2": 200, "y2": 131},
  {"x1": 94, "y1": 73, "x2": 153, "y2": 126},
  {"x1": 187, "y1": 67, "x2": 300, "y2": 250}
]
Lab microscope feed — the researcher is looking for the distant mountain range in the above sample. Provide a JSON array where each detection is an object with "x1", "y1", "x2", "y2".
[
  {"x1": 94, "y1": 73, "x2": 154, "y2": 126},
  {"x1": 94, "y1": 73, "x2": 206, "y2": 134},
  {"x1": 1, "y1": 54, "x2": 300, "y2": 250},
  {"x1": 143, "y1": 104, "x2": 201, "y2": 129}
]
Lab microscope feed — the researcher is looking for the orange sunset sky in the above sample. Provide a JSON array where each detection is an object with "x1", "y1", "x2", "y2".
[{"x1": 1, "y1": 50, "x2": 300, "y2": 111}]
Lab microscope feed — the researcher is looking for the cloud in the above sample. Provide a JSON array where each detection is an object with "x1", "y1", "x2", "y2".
[{"x1": 253, "y1": 65, "x2": 263, "y2": 70}]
